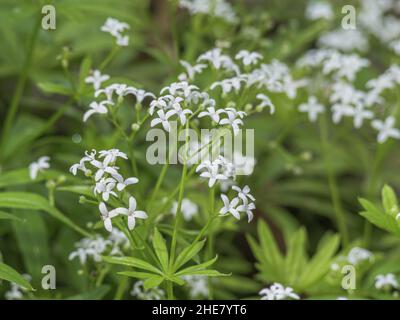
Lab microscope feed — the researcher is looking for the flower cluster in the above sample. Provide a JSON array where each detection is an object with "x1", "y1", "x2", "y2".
[
  {"x1": 259, "y1": 283, "x2": 300, "y2": 300},
  {"x1": 130, "y1": 281, "x2": 165, "y2": 300},
  {"x1": 101, "y1": 17, "x2": 130, "y2": 47},
  {"x1": 219, "y1": 185, "x2": 255, "y2": 223},
  {"x1": 69, "y1": 149, "x2": 146, "y2": 232},
  {"x1": 182, "y1": 275, "x2": 209, "y2": 298},
  {"x1": 171, "y1": 198, "x2": 198, "y2": 221},
  {"x1": 375, "y1": 273, "x2": 399, "y2": 291},
  {"x1": 69, "y1": 229, "x2": 129, "y2": 265},
  {"x1": 196, "y1": 156, "x2": 235, "y2": 188},
  {"x1": 179, "y1": 0, "x2": 237, "y2": 24}
]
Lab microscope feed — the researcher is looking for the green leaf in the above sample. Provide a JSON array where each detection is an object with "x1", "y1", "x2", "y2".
[
  {"x1": 102, "y1": 256, "x2": 162, "y2": 275},
  {"x1": 173, "y1": 239, "x2": 205, "y2": 271},
  {"x1": 359, "y1": 198, "x2": 400, "y2": 237},
  {"x1": 297, "y1": 233, "x2": 340, "y2": 288},
  {"x1": 78, "y1": 56, "x2": 92, "y2": 95},
  {"x1": 0, "y1": 210, "x2": 23, "y2": 222},
  {"x1": 143, "y1": 276, "x2": 164, "y2": 290},
  {"x1": 117, "y1": 271, "x2": 158, "y2": 280},
  {"x1": 152, "y1": 228, "x2": 169, "y2": 272},
  {"x1": 0, "y1": 168, "x2": 67, "y2": 188},
  {"x1": 37, "y1": 82, "x2": 73, "y2": 96},
  {"x1": 176, "y1": 256, "x2": 218, "y2": 276},
  {"x1": 178, "y1": 269, "x2": 229, "y2": 277},
  {"x1": 257, "y1": 220, "x2": 284, "y2": 268},
  {"x1": 382, "y1": 185, "x2": 398, "y2": 216},
  {"x1": 0, "y1": 192, "x2": 89, "y2": 237},
  {"x1": 0, "y1": 262, "x2": 33, "y2": 290},
  {"x1": 285, "y1": 228, "x2": 307, "y2": 284}
]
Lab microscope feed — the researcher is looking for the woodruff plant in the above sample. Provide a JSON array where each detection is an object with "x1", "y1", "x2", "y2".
[{"x1": 2, "y1": 0, "x2": 400, "y2": 301}]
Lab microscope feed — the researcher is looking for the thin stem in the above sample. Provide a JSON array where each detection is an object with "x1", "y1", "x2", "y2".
[
  {"x1": 100, "y1": 46, "x2": 120, "y2": 71},
  {"x1": 319, "y1": 115, "x2": 349, "y2": 247},
  {"x1": 0, "y1": 13, "x2": 41, "y2": 161}
]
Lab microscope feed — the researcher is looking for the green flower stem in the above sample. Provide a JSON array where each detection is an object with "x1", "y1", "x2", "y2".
[
  {"x1": 100, "y1": 45, "x2": 120, "y2": 71},
  {"x1": 0, "y1": 13, "x2": 41, "y2": 162},
  {"x1": 319, "y1": 114, "x2": 349, "y2": 247},
  {"x1": 206, "y1": 186, "x2": 216, "y2": 299}
]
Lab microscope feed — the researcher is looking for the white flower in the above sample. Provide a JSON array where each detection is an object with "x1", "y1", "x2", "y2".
[
  {"x1": 5, "y1": 274, "x2": 31, "y2": 300},
  {"x1": 149, "y1": 97, "x2": 168, "y2": 115},
  {"x1": 29, "y1": 156, "x2": 50, "y2": 180},
  {"x1": 171, "y1": 198, "x2": 198, "y2": 221},
  {"x1": 232, "y1": 185, "x2": 255, "y2": 202},
  {"x1": 99, "y1": 202, "x2": 118, "y2": 232},
  {"x1": 235, "y1": 50, "x2": 263, "y2": 66},
  {"x1": 112, "y1": 174, "x2": 139, "y2": 191},
  {"x1": 219, "y1": 194, "x2": 240, "y2": 219},
  {"x1": 68, "y1": 247, "x2": 89, "y2": 265},
  {"x1": 101, "y1": 17, "x2": 130, "y2": 47},
  {"x1": 259, "y1": 283, "x2": 300, "y2": 300},
  {"x1": 318, "y1": 29, "x2": 368, "y2": 52},
  {"x1": 182, "y1": 275, "x2": 209, "y2": 298},
  {"x1": 180, "y1": 60, "x2": 207, "y2": 80},
  {"x1": 371, "y1": 116, "x2": 400, "y2": 143},
  {"x1": 331, "y1": 104, "x2": 355, "y2": 124},
  {"x1": 197, "y1": 48, "x2": 239, "y2": 74},
  {"x1": 196, "y1": 160, "x2": 228, "y2": 187},
  {"x1": 298, "y1": 96, "x2": 325, "y2": 122},
  {"x1": 198, "y1": 107, "x2": 224, "y2": 123},
  {"x1": 90, "y1": 159, "x2": 119, "y2": 181},
  {"x1": 134, "y1": 89, "x2": 156, "y2": 104},
  {"x1": 223, "y1": 107, "x2": 247, "y2": 119},
  {"x1": 85, "y1": 70, "x2": 110, "y2": 91},
  {"x1": 219, "y1": 111, "x2": 243, "y2": 135},
  {"x1": 95, "y1": 84, "x2": 136, "y2": 103},
  {"x1": 170, "y1": 100, "x2": 193, "y2": 125},
  {"x1": 375, "y1": 273, "x2": 399, "y2": 290},
  {"x1": 347, "y1": 247, "x2": 373, "y2": 265},
  {"x1": 237, "y1": 200, "x2": 256, "y2": 222},
  {"x1": 94, "y1": 178, "x2": 117, "y2": 201},
  {"x1": 99, "y1": 149, "x2": 127, "y2": 166},
  {"x1": 232, "y1": 151, "x2": 256, "y2": 176},
  {"x1": 256, "y1": 93, "x2": 275, "y2": 114},
  {"x1": 113, "y1": 197, "x2": 148, "y2": 230},
  {"x1": 352, "y1": 104, "x2": 374, "y2": 129},
  {"x1": 306, "y1": 2, "x2": 333, "y2": 20},
  {"x1": 150, "y1": 109, "x2": 176, "y2": 132},
  {"x1": 131, "y1": 281, "x2": 165, "y2": 300},
  {"x1": 83, "y1": 101, "x2": 112, "y2": 122}
]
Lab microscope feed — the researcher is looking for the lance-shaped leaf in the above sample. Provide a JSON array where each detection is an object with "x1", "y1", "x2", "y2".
[
  {"x1": 0, "y1": 262, "x2": 33, "y2": 290},
  {"x1": 102, "y1": 256, "x2": 163, "y2": 275}
]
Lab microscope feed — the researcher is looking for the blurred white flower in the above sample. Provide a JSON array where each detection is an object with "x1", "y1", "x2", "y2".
[
  {"x1": 83, "y1": 101, "x2": 112, "y2": 122},
  {"x1": 85, "y1": 70, "x2": 110, "y2": 91},
  {"x1": 259, "y1": 283, "x2": 300, "y2": 300},
  {"x1": 101, "y1": 17, "x2": 130, "y2": 47},
  {"x1": 171, "y1": 198, "x2": 198, "y2": 221},
  {"x1": 298, "y1": 96, "x2": 325, "y2": 122},
  {"x1": 198, "y1": 107, "x2": 224, "y2": 123},
  {"x1": 235, "y1": 50, "x2": 263, "y2": 66},
  {"x1": 131, "y1": 281, "x2": 165, "y2": 300},
  {"x1": 29, "y1": 156, "x2": 50, "y2": 180},
  {"x1": 182, "y1": 275, "x2": 209, "y2": 298},
  {"x1": 347, "y1": 247, "x2": 373, "y2": 265},
  {"x1": 219, "y1": 111, "x2": 243, "y2": 135},
  {"x1": 306, "y1": 2, "x2": 333, "y2": 21},
  {"x1": 180, "y1": 60, "x2": 207, "y2": 80},
  {"x1": 196, "y1": 159, "x2": 228, "y2": 187},
  {"x1": 352, "y1": 104, "x2": 374, "y2": 129},
  {"x1": 134, "y1": 89, "x2": 156, "y2": 104},
  {"x1": 375, "y1": 273, "x2": 399, "y2": 290},
  {"x1": 256, "y1": 93, "x2": 275, "y2": 114},
  {"x1": 371, "y1": 116, "x2": 400, "y2": 143}
]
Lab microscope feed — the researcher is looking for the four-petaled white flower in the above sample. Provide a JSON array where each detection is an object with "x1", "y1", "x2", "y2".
[
  {"x1": 259, "y1": 283, "x2": 300, "y2": 300},
  {"x1": 90, "y1": 159, "x2": 119, "y2": 181},
  {"x1": 371, "y1": 116, "x2": 400, "y2": 144},
  {"x1": 375, "y1": 273, "x2": 399, "y2": 290},
  {"x1": 94, "y1": 178, "x2": 117, "y2": 201},
  {"x1": 170, "y1": 101, "x2": 193, "y2": 125},
  {"x1": 113, "y1": 197, "x2": 148, "y2": 230},
  {"x1": 149, "y1": 97, "x2": 168, "y2": 115},
  {"x1": 99, "y1": 149, "x2": 127, "y2": 166},
  {"x1": 101, "y1": 17, "x2": 130, "y2": 47},
  {"x1": 298, "y1": 96, "x2": 325, "y2": 122},
  {"x1": 150, "y1": 109, "x2": 176, "y2": 132},
  {"x1": 219, "y1": 194, "x2": 240, "y2": 219},
  {"x1": 85, "y1": 70, "x2": 110, "y2": 91},
  {"x1": 171, "y1": 198, "x2": 198, "y2": 221},
  {"x1": 331, "y1": 104, "x2": 354, "y2": 124},
  {"x1": 352, "y1": 103, "x2": 374, "y2": 129},
  {"x1": 113, "y1": 174, "x2": 139, "y2": 191},
  {"x1": 134, "y1": 89, "x2": 156, "y2": 105},
  {"x1": 196, "y1": 160, "x2": 228, "y2": 187},
  {"x1": 219, "y1": 111, "x2": 243, "y2": 136},
  {"x1": 99, "y1": 202, "x2": 118, "y2": 232},
  {"x1": 256, "y1": 93, "x2": 275, "y2": 114},
  {"x1": 29, "y1": 156, "x2": 50, "y2": 180},
  {"x1": 83, "y1": 101, "x2": 112, "y2": 122},
  {"x1": 180, "y1": 60, "x2": 207, "y2": 80},
  {"x1": 232, "y1": 185, "x2": 255, "y2": 202},
  {"x1": 235, "y1": 50, "x2": 263, "y2": 66},
  {"x1": 198, "y1": 107, "x2": 224, "y2": 123},
  {"x1": 237, "y1": 200, "x2": 256, "y2": 222}
]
